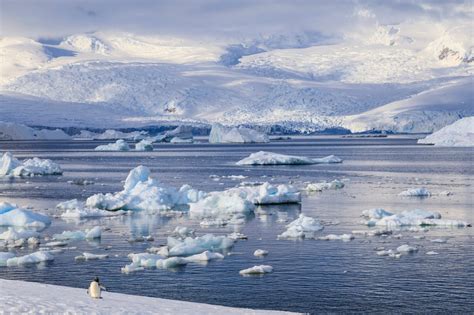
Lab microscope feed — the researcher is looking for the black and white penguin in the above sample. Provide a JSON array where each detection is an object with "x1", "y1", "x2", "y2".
[{"x1": 87, "y1": 277, "x2": 105, "y2": 299}]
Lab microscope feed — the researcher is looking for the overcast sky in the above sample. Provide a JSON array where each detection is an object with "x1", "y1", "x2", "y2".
[{"x1": 1, "y1": 0, "x2": 471, "y2": 39}]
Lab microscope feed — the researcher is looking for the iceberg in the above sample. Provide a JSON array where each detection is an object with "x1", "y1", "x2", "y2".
[
  {"x1": 167, "y1": 234, "x2": 234, "y2": 257},
  {"x1": 253, "y1": 249, "x2": 269, "y2": 257},
  {"x1": 0, "y1": 121, "x2": 69, "y2": 140},
  {"x1": 236, "y1": 151, "x2": 342, "y2": 165},
  {"x1": 306, "y1": 179, "x2": 345, "y2": 191},
  {"x1": 209, "y1": 123, "x2": 268, "y2": 144},
  {"x1": 1, "y1": 152, "x2": 62, "y2": 177},
  {"x1": 75, "y1": 252, "x2": 109, "y2": 261},
  {"x1": 135, "y1": 139, "x2": 153, "y2": 151},
  {"x1": 5, "y1": 251, "x2": 54, "y2": 266},
  {"x1": 317, "y1": 234, "x2": 354, "y2": 241},
  {"x1": 278, "y1": 214, "x2": 324, "y2": 239},
  {"x1": 399, "y1": 188, "x2": 431, "y2": 197},
  {"x1": 184, "y1": 251, "x2": 224, "y2": 262},
  {"x1": 0, "y1": 203, "x2": 51, "y2": 229},
  {"x1": 77, "y1": 129, "x2": 147, "y2": 140},
  {"x1": 361, "y1": 208, "x2": 469, "y2": 228},
  {"x1": 94, "y1": 139, "x2": 130, "y2": 151},
  {"x1": 86, "y1": 166, "x2": 206, "y2": 212},
  {"x1": 418, "y1": 117, "x2": 474, "y2": 147},
  {"x1": 239, "y1": 265, "x2": 273, "y2": 275},
  {"x1": 53, "y1": 226, "x2": 101, "y2": 240},
  {"x1": 0, "y1": 228, "x2": 39, "y2": 241}
]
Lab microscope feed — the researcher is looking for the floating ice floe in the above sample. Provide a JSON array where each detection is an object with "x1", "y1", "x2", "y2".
[
  {"x1": 75, "y1": 252, "x2": 109, "y2": 261},
  {"x1": 209, "y1": 123, "x2": 268, "y2": 143},
  {"x1": 236, "y1": 151, "x2": 342, "y2": 165},
  {"x1": 167, "y1": 234, "x2": 234, "y2": 257},
  {"x1": 77, "y1": 129, "x2": 147, "y2": 141},
  {"x1": 184, "y1": 251, "x2": 225, "y2": 262},
  {"x1": 0, "y1": 152, "x2": 62, "y2": 177},
  {"x1": 0, "y1": 203, "x2": 51, "y2": 229},
  {"x1": 426, "y1": 251, "x2": 439, "y2": 255},
  {"x1": 86, "y1": 166, "x2": 205, "y2": 212},
  {"x1": 418, "y1": 117, "x2": 474, "y2": 147},
  {"x1": 399, "y1": 188, "x2": 431, "y2": 197},
  {"x1": 0, "y1": 228, "x2": 39, "y2": 241},
  {"x1": 254, "y1": 249, "x2": 269, "y2": 257},
  {"x1": 278, "y1": 214, "x2": 324, "y2": 239},
  {"x1": 396, "y1": 244, "x2": 418, "y2": 254},
  {"x1": 239, "y1": 265, "x2": 273, "y2": 275},
  {"x1": 2, "y1": 251, "x2": 54, "y2": 266},
  {"x1": 361, "y1": 208, "x2": 469, "y2": 228},
  {"x1": 172, "y1": 226, "x2": 195, "y2": 238},
  {"x1": 306, "y1": 179, "x2": 345, "y2": 191},
  {"x1": 53, "y1": 226, "x2": 102, "y2": 240},
  {"x1": 57, "y1": 199, "x2": 127, "y2": 218},
  {"x1": 154, "y1": 125, "x2": 194, "y2": 143},
  {"x1": 135, "y1": 140, "x2": 153, "y2": 151},
  {"x1": 94, "y1": 139, "x2": 130, "y2": 151},
  {"x1": 317, "y1": 234, "x2": 354, "y2": 241},
  {"x1": 228, "y1": 232, "x2": 248, "y2": 240}
]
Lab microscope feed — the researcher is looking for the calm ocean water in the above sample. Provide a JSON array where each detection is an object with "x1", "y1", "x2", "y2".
[{"x1": 1, "y1": 137, "x2": 473, "y2": 314}]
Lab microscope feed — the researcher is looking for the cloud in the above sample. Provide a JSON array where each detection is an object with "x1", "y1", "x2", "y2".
[{"x1": 0, "y1": 0, "x2": 471, "y2": 39}]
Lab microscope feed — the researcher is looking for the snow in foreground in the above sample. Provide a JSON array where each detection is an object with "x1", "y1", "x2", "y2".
[
  {"x1": 0, "y1": 279, "x2": 295, "y2": 315},
  {"x1": 418, "y1": 117, "x2": 474, "y2": 147},
  {"x1": 236, "y1": 151, "x2": 343, "y2": 165}
]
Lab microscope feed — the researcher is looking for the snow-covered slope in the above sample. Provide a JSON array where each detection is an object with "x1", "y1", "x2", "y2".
[
  {"x1": 0, "y1": 279, "x2": 294, "y2": 314},
  {"x1": 418, "y1": 117, "x2": 474, "y2": 146},
  {"x1": 0, "y1": 25, "x2": 472, "y2": 133}
]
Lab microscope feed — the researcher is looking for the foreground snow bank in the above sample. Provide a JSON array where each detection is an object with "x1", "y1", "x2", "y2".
[
  {"x1": 0, "y1": 202, "x2": 51, "y2": 229},
  {"x1": 95, "y1": 139, "x2": 130, "y2": 151},
  {"x1": 418, "y1": 117, "x2": 474, "y2": 147},
  {"x1": 0, "y1": 152, "x2": 62, "y2": 177},
  {"x1": 86, "y1": 166, "x2": 205, "y2": 212},
  {"x1": 236, "y1": 151, "x2": 342, "y2": 165},
  {"x1": 0, "y1": 121, "x2": 69, "y2": 140},
  {"x1": 209, "y1": 123, "x2": 269, "y2": 143},
  {"x1": 361, "y1": 208, "x2": 469, "y2": 228},
  {"x1": 0, "y1": 279, "x2": 294, "y2": 314}
]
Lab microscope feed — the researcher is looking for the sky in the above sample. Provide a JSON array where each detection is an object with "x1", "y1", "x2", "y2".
[{"x1": 0, "y1": 0, "x2": 472, "y2": 39}]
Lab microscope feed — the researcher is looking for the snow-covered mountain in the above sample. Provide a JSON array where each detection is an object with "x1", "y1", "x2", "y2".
[{"x1": 0, "y1": 23, "x2": 472, "y2": 133}]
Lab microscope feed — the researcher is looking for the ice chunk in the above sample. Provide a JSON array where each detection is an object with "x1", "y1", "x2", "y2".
[
  {"x1": 172, "y1": 226, "x2": 195, "y2": 238},
  {"x1": 167, "y1": 234, "x2": 234, "y2": 257},
  {"x1": 228, "y1": 232, "x2": 248, "y2": 240},
  {"x1": 6, "y1": 251, "x2": 54, "y2": 266},
  {"x1": 254, "y1": 249, "x2": 269, "y2": 257},
  {"x1": 399, "y1": 188, "x2": 431, "y2": 197},
  {"x1": 156, "y1": 257, "x2": 188, "y2": 269},
  {"x1": 121, "y1": 263, "x2": 144, "y2": 274},
  {"x1": 0, "y1": 228, "x2": 39, "y2": 240},
  {"x1": 278, "y1": 214, "x2": 324, "y2": 239},
  {"x1": 306, "y1": 179, "x2": 345, "y2": 191},
  {"x1": 170, "y1": 137, "x2": 193, "y2": 143},
  {"x1": 61, "y1": 207, "x2": 126, "y2": 219},
  {"x1": 209, "y1": 123, "x2": 269, "y2": 143},
  {"x1": 362, "y1": 208, "x2": 394, "y2": 220},
  {"x1": 239, "y1": 265, "x2": 273, "y2": 275},
  {"x1": 162, "y1": 125, "x2": 194, "y2": 142},
  {"x1": 190, "y1": 190, "x2": 255, "y2": 218},
  {"x1": 426, "y1": 251, "x2": 439, "y2": 255},
  {"x1": 0, "y1": 152, "x2": 62, "y2": 177},
  {"x1": 236, "y1": 151, "x2": 342, "y2": 165},
  {"x1": 0, "y1": 252, "x2": 16, "y2": 266},
  {"x1": 418, "y1": 117, "x2": 474, "y2": 147},
  {"x1": 0, "y1": 203, "x2": 51, "y2": 229},
  {"x1": 86, "y1": 166, "x2": 206, "y2": 212},
  {"x1": 75, "y1": 252, "x2": 109, "y2": 261},
  {"x1": 317, "y1": 234, "x2": 354, "y2": 241},
  {"x1": 56, "y1": 199, "x2": 84, "y2": 210},
  {"x1": 78, "y1": 129, "x2": 147, "y2": 140},
  {"x1": 94, "y1": 139, "x2": 130, "y2": 151},
  {"x1": 0, "y1": 121, "x2": 70, "y2": 140},
  {"x1": 396, "y1": 244, "x2": 418, "y2": 254},
  {"x1": 135, "y1": 140, "x2": 153, "y2": 151},
  {"x1": 184, "y1": 251, "x2": 224, "y2": 262},
  {"x1": 53, "y1": 226, "x2": 101, "y2": 240}
]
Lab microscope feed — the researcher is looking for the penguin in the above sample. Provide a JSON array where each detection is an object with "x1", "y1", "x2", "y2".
[{"x1": 87, "y1": 277, "x2": 105, "y2": 299}]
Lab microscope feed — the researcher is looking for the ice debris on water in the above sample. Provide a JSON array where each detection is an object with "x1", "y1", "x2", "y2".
[
  {"x1": 1, "y1": 152, "x2": 62, "y2": 177},
  {"x1": 94, "y1": 139, "x2": 130, "y2": 151},
  {"x1": 239, "y1": 265, "x2": 273, "y2": 275},
  {"x1": 399, "y1": 188, "x2": 431, "y2": 197},
  {"x1": 253, "y1": 249, "x2": 269, "y2": 257},
  {"x1": 278, "y1": 214, "x2": 324, "y2": 239},
  {"x1": 306, "y1": 179, "x2": 345, "y2": 191},
  {"x1": 236, "y1": 151, "x2": 342, "y2": 165},
  {"x1": 0, "y1": 203, "x2": 51, "y2": 229}
]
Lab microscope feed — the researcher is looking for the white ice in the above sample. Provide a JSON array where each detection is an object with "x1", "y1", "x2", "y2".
[
  {"x1": 418, "y1": 117, "x2": 474, "y2": 147},
  {"x1": 317, "y1": 234, "x2": 354, "y2": 241},
  {"x1": 306, "y1": 179, "x2": 345, "y2": 191},
  {"x1": 209, "y1": 123, "x2": 269, "y2": 143},
  {"x1": 94, "y1": 139, "x2": 130, "y2": 151},
  {"x1": 1, "y1": 152, "x2": 62, "y2": 177},
  {"x1": 75, "y1": 252, "x2": 109, "y2": 261},
  {"x1": 236, "y1": 151, "x2": 342, "y2": 165},
  {"x1": 135, "y1": 139, "x2": 153, "y2": 151},
  {"x1": 254, "y1": 249, "x2": 269, "y2": 257},
  {"x1": 0, "y1": 121, "x2": 69, "y2": 140},
  {"x1": 239, "y1": 265, "x2": 273, "y2": 275},
  {"x1": 278, "y1": 214, "x2": 324, "y2": 239},
  {"x1": 0, "y1": 203, "x2": 51, "y2": 229},
  {"x1": 4, "y1": 251, "x2": 54, "y2": 266},
  {"x1": 53, "y1": 226, "x2": 102, "y2": 240},
  {"x1": 399, "y1": 188, "x2": 431, "y2": 197}
]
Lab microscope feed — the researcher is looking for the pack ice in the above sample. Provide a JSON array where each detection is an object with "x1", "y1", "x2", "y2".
[
  {"x1": 0, "y1": 202, "x2": 51, "y2": 229},
  {"x1": 209, "y1": 123, "x2": 269, "y2": 143},
  {"x1": 86, "y1": 166, "x2": 205, "y2": 212},
  {"x1": 361, "y1": 208, "x2": 469, "y2": 228},
  {"x1": 418, "y1": 117, "x2": 474, "y2": 147},
  {"x1": 0, "y1": 152, "x2": 62, "y2": 177},
  {"x1": 236, "y1": 151, "x2": 342, "y2": 165}
]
